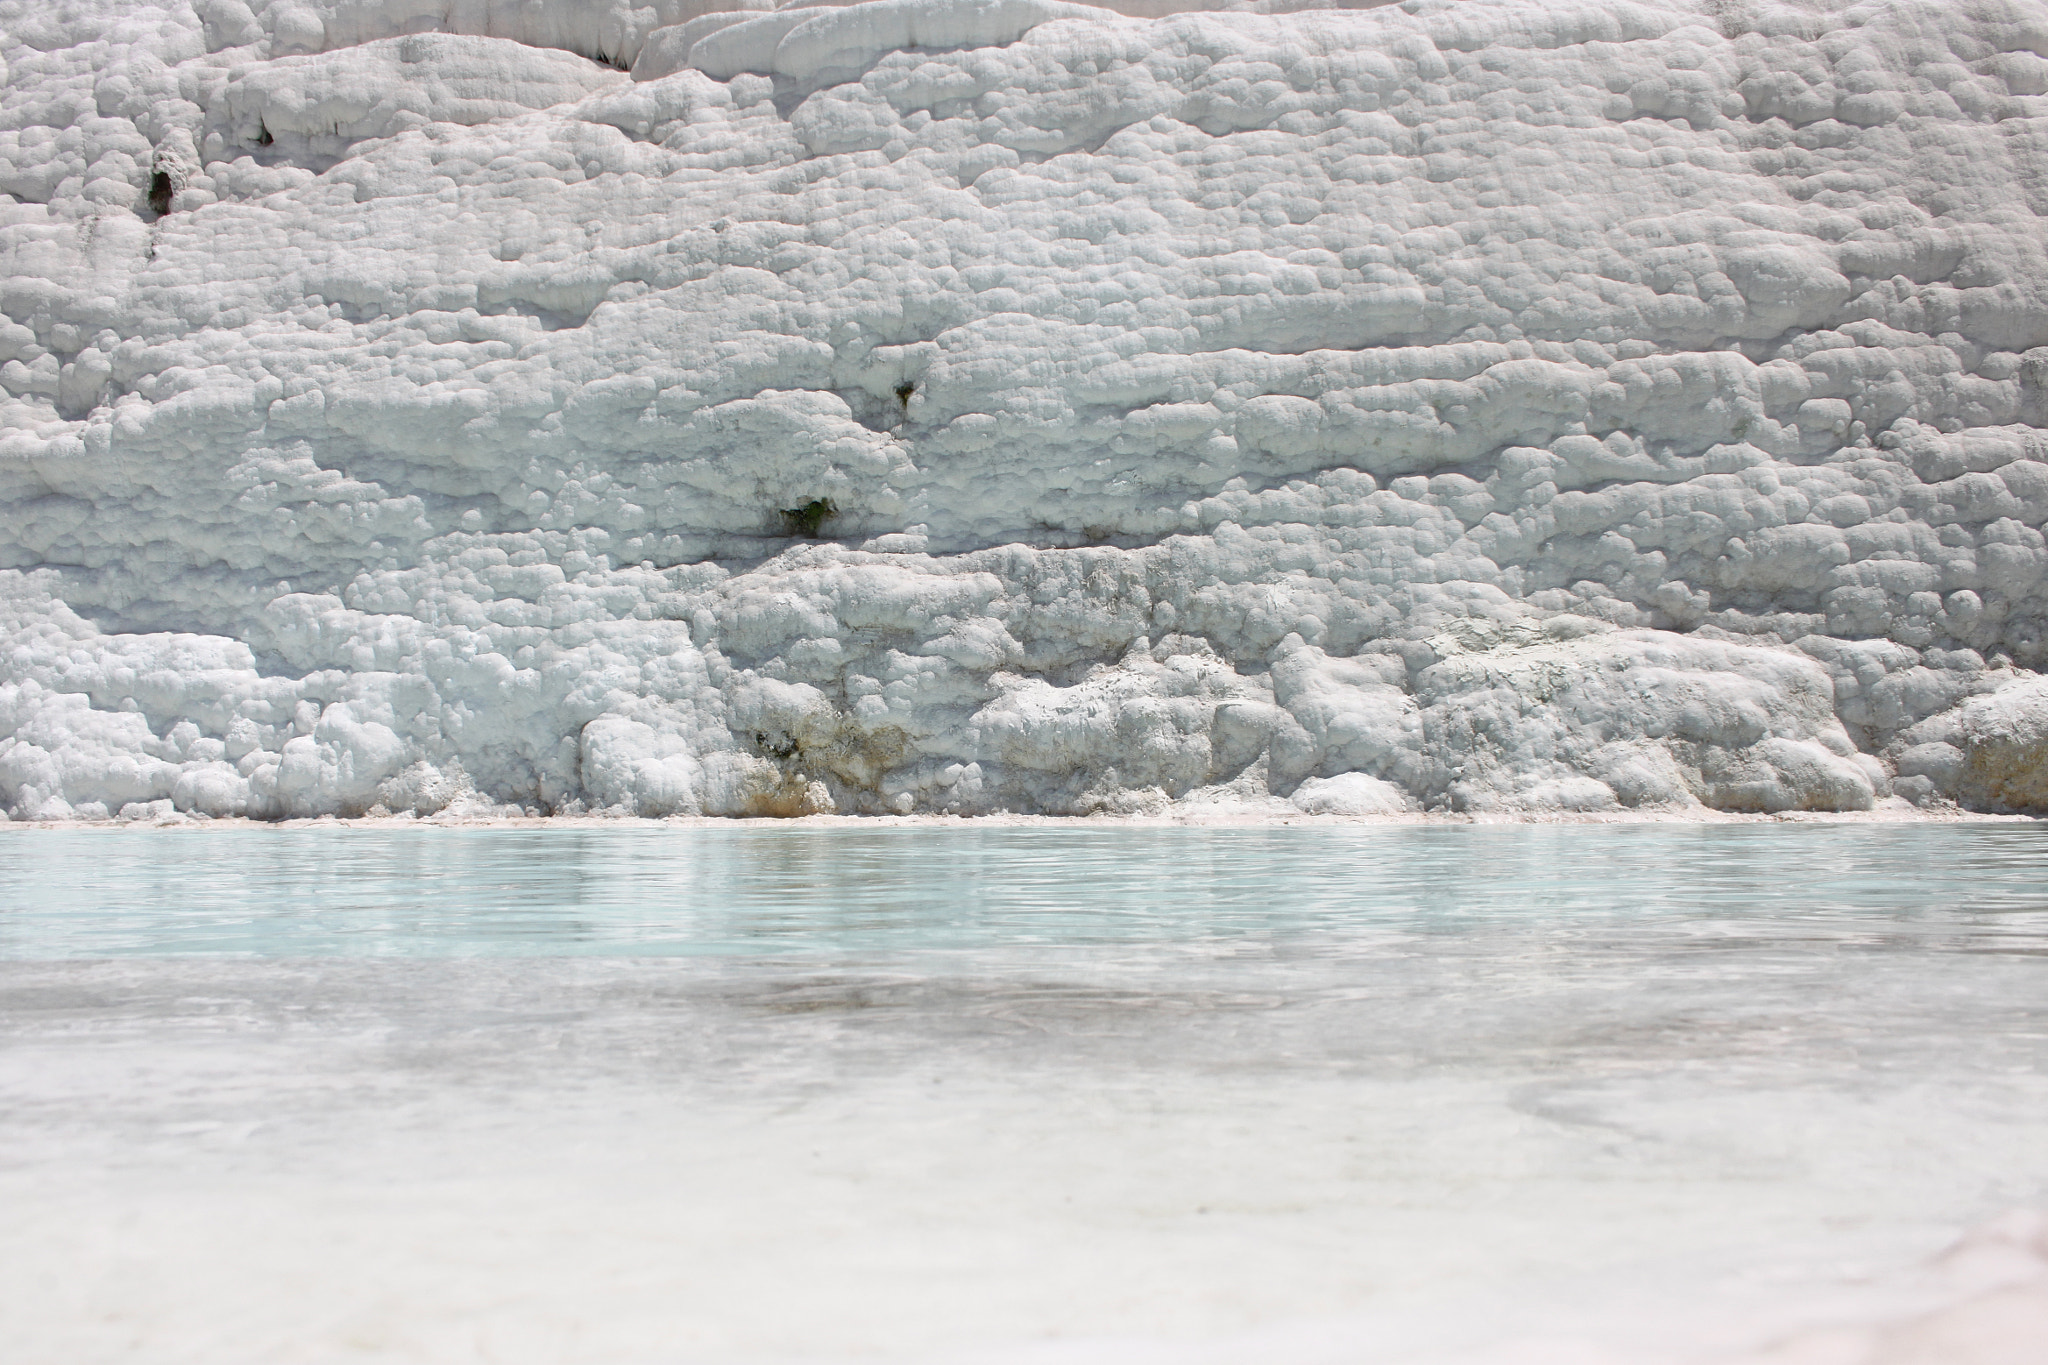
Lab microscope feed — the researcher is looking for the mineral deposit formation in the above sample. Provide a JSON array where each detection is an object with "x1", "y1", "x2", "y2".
[{"x1": 6, "y1": 0, "x2": 2048, "y2": 820}]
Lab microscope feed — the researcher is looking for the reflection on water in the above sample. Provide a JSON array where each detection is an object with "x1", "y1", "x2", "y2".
[{"x1": 5, "y1": 822, "x2": 2048, "y2": 958}]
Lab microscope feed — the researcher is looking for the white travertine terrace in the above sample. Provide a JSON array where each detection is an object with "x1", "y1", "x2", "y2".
[{"x1": 5, "y1": 0, "x2": 2048, "y2": 819}]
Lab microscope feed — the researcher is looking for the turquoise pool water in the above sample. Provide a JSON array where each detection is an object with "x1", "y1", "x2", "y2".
[
  {"x1": 6, "y1": 822, "x2": 2048, "y2": 957},
  {"x1": 3, "y1": 822, "x2": 2046, "y2": 1365}
]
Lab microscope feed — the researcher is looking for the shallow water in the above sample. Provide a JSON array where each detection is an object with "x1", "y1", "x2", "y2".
[
  {"x1": 3, "y1": 823, "x2": 2046, "y2": 1364},
  {"x1": 10, "y1": 821, "x2": 2048, "y2": 958}
]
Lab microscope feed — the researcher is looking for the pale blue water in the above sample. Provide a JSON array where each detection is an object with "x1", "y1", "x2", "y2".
[
  {"x1": 4, "y1": 822, "x2": 2048, "y2": 958},
  {"x1": 4, "y1": 822, "x2": 2047, "y2": 1364}
]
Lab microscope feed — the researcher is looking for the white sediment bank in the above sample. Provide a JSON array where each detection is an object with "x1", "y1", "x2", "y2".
[
  {"x1": 8, "y1": 0, "x2": 2048, "y2": 821},
  {"x1": 0, "y1": 801, "x2": 2037, "y2": 830}
]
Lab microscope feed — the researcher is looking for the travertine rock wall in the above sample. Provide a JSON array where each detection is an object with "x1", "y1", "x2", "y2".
[{"x1": 5, "y1": 0, "x2": 2048, "y2": 819}]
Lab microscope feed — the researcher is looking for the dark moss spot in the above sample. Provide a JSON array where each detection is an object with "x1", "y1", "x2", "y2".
[
  {"x1": 754, "y1": 730, "x2": 799, "y2": 760},
  {"x1": 779, "y1": 497, "x2": 836, "y2": 538},
  {"x1": 894, "y1": 382, "x2": 915, "y2": 411}
]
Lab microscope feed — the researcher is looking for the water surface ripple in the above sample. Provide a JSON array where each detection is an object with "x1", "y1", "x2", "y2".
[{"x1": 5, "y1": 822, "x2": 2048, "y2": 958}]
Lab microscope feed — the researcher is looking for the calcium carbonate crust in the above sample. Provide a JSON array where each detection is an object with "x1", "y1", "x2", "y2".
[{"x1": 6, "y1": 0, "x2": 2048, "y2": 823}]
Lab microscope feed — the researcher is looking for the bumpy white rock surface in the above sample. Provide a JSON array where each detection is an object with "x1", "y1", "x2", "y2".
[{"x1": 4, "y1": 0, "x2": 2048, "y2": 819}]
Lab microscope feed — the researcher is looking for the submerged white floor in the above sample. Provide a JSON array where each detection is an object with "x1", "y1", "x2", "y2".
[{"x1": 2, "y1": 825, "x2": 2046, "y2": 1364}]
